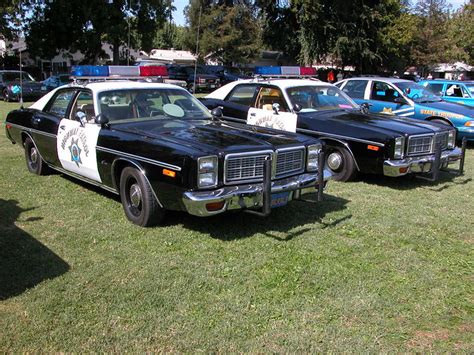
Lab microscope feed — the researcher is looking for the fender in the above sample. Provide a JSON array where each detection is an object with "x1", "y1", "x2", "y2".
[
  {"x1": 111, "y1": 157, "x2": 164, "y2": 208},
  {"x1": 426, "y1": 116, "x2": 454, "y2": 126}
]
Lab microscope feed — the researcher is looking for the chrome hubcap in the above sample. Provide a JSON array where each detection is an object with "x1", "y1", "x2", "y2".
[
  {"x1": 327, "y1": 152, "x2": 343, "y2": 170},
  {"x1": 129, "y1": 183, "x2": 142, "y2": 208},
  {"x1": 30, "y1": 147, "x2": 38, "y2": 164}
]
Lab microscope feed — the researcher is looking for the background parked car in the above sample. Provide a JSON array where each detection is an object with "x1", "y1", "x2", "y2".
[
  {"x1": 336, "y1": 76, "x2": 474, "y2": 142},
  {"x1": 204, "y1": 65, "x2": 251, "y2": 84},
  {"x1": 42, "y1": 74, "x2": 72, "y2": 90},
  {"x1": 0, "y1": 70, "x2": 48, "y2": 102},
  {"x1": 167, "y1": 64, "x2": 220, "y2": 93},
  {"x1": 202, "y1": 73, "x2": 463, "y2": 182},
  {"x1": 419, "y1": 79, "x2": 474, "y2": 107}
]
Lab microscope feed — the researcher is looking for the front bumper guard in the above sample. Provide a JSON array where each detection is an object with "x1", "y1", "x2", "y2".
[
  {"x1": 182, "y1": 166, "x2": 332, "y2": 217},
  {"x1": 383, "y1": 139, "x2": 466, "y2": 180}
]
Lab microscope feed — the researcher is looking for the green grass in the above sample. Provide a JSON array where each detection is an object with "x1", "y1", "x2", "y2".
[{"x1": 1, "y1": 100, "x2": 473, "y2": 351}]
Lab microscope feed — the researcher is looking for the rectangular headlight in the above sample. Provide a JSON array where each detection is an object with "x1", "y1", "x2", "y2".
[
  {"x1": 394, "y1": 136, "x2": 405, "y2": 159},
  {"x1": 447, "y1": 130, "x2": 456, "y2": 149},
  {"x1": 197, "y1": 155, "x2": 218, "y2": 188},
  {"x1": 307, "y1": 144, "x2": 322, "y2": 172}
]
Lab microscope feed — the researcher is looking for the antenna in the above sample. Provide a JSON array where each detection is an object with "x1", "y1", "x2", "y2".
[
  {"x1": 19, "y1": 46, "x2": 23, "y2": 108},
  {"x1": 193, "y1": 5, "x2": 202, "y2": 93}
]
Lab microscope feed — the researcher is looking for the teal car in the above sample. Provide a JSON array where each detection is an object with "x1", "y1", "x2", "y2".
[
  {"x1": 335, "y1": 77, "x2": 474, "y2": 141},
  {"x1": 419, "y1": 80, "x2": 474, "y2": 107}
]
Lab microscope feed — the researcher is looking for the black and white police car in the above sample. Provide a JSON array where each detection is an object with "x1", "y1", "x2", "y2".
[{"x1": 5, "y1": 65, "x2": 330, "y2": 226}]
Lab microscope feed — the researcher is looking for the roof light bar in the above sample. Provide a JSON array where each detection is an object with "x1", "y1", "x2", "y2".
[
  {"x1": 254, "y1": 66, "x2": 317, "y2": 77},
  {"x1": 70, "y1": 65, "x2": 168, "y2": 78}
]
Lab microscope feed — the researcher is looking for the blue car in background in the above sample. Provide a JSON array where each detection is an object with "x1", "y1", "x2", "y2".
[
  {"x1": 419, "y1": 79, "x2": 474, "y2": 107},
  {"x1": 335, "y1": 77, "x2": 474, "y2": 141}
]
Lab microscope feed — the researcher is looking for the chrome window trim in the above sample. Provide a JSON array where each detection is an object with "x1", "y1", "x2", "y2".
[{"x1": 96, "y1": 146, "x2": 182, "y2": 171}]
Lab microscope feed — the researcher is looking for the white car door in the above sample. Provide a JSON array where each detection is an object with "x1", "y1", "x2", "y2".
[{"x1": 56, "y1": 90, "x2": 102, "y2": 182}]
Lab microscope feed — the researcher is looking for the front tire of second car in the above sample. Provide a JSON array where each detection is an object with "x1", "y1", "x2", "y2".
[{"x1": 325, "y1": 145, "x2": 357, "y2": 182}]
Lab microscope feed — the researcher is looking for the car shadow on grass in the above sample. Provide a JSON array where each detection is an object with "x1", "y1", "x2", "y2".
[
  {"x1": 165, "y1": 193, "x2": 351, "y2": 241},
  {"x1": 0, "y1": 199, "x2": 70, "y2": 300},
  {"x1": 359, "y1": 170, "x2": 471, "y2": 191}
]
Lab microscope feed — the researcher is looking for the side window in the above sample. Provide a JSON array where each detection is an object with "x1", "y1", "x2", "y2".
[
  {"x1": 71, "y1": 91, "x2": 94, "y2": 122},
  {"x1": 425, "y1": 83, "x2": 444, "y2": 96},
  {"x1": 341, "y1": 80, "x2": 368, "y2": 99},
  {"x1": 45, "y1": 90, "x2": 76, "y2": 116},
  {"x1": 226, "y1": 85, "x2": 258, "y2": 106},
  {"x1": 255, "y1": 86, "x2": 288, "y2": 112},
  {"x1": 445, "y1": 84, "x2": 463, "y2": 97},
  {"x1": 370, "y1": 81, "x2": 399, "y2": 102}
]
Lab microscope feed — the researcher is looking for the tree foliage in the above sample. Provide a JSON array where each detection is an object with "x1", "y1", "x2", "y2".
[
  {"x1": 184, "y1": 0, "x2": 262, "y2": 65},
  {"x1": 23, "y1": 0, "x2": 171, "y2": 64}
]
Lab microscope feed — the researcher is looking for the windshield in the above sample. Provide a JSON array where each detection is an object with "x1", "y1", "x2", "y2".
[
  {"x1": 286, "y1": 85, "x2": 357, "y2": 112},
  {"x1": 98, "y1": 88, "x2": 212, "y2": 123},
  {"x1": 466, "y1": 84, "x2": 474, "y2": 96},
  {"x1": 394, "y1": 82, "x2": 442, "y2": 103},
  {"x1": 3, "y1": 72, "x2": 35, "y2": 82}
]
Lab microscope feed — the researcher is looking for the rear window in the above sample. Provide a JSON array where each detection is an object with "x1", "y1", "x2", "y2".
[
  {"x1": 425, "y1": 83, "x2": 444, "y2": 96},
  {"x1": 341, "y1": 80, "x2": 367, "y2": 99}
]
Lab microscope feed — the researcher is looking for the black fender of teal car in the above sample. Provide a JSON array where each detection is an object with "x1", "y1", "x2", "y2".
[
  {"x1": 4, "y1": 77, "x2": 329, "y2": 227},
  {"x1": 201, "y1": 78, "x2": 464, "y2": 182}
]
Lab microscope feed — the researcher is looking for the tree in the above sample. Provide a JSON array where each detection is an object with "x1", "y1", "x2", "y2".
[
  {"x1": 23, "y1": 0, "x2": 172, "y2": 64},
  {"x1": 184, "y1": 0, "x2": 261, "y2": 65},
  {"x1": 447, "y1": 3, "x2": 474, "y2": 65}
]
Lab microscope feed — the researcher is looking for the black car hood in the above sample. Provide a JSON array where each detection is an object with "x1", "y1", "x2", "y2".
[
  {"x1": 300, "y1": 109, "x2": 451, "y2": 142},
  {"x1": 112, "y1": 119, "x2": 311, "y2": 156}
]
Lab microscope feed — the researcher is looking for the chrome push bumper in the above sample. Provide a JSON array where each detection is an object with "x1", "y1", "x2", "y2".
[
  {"x1": 383, "y1": 146, "x2": 464, "y2": 178},
  {"x1": 182, "y1": 169, "x2": 333, "y2": 217}
]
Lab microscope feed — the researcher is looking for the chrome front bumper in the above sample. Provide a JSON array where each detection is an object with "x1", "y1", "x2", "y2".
[
  {"x1": 182, "y1": 169, "x2": 332, "y2": 217},
  {"x1": 383, "y1": 147, "x2": 463, "y2": 177}
]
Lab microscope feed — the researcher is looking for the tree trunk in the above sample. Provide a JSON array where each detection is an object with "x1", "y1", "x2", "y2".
[{"x1": 113, "y1": 38, "x2": 120, "y2": 65}]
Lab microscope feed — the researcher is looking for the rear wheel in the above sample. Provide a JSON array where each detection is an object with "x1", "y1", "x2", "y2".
[
  {"x1": 24, "y1": 137, "x2": 49, "y2": 175},
  {"x1": 326, "y1": 145, "x2": 357, "y2": 182},
  {"x1": 119, "y1": 167, "x2": 164, "y2": 227}
]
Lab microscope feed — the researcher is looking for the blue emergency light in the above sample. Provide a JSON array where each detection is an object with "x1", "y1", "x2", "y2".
[{"x1": 70, "y1": 65, "x2": 168, "y2": 78}]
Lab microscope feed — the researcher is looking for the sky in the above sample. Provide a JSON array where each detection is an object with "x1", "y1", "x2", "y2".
[{"x1": 172, "y1": 0, "x2": 469, "y2": 27}]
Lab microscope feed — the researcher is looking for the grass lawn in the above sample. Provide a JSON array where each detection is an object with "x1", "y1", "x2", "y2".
[{"x1": 0, "y1": 100, "x2": 473, "y2": 351}]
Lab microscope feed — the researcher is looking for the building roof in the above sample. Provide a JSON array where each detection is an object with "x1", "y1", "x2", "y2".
[{"x1": 148, "y1": 49, "x2": 196, "y2": 64}]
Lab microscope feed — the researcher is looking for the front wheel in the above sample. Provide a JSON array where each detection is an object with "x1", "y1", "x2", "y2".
[
  {"x1": 119, "y1": 167, "x2": 164, "y2": 227},
  {"x1": 24, "y1": 137, "x2": 49, "y2": 175},
  {"x1": 326, "y1": 145, "x2": 357, "y2": 182},
  {"x1": 3, "y1": 89, "x2": 11, "y2": 102}
]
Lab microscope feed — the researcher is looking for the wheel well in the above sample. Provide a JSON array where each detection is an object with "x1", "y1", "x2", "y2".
[
  {"x1": 427, "y1": 116, "x2": 453, "y2": 126},
  {"x1": 112, "y1": 159, "x2": 137, "y2": 190},
  {"x1": 320, "y1": 138, "x2": 360, "y2": 171},
  {"x1": 21, "y1": 132, "x2": 30, "y2": 146}
]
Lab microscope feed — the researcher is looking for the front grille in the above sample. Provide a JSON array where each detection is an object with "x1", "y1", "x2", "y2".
[
  {"x1": 225, "y1": 153, "x2": 269, "y2": 183},
  {"x1": 224, "y1": 148, "x2": 305, "y2": 184},
  {"x1": 275, "y1": 149, "x2": 305, "y2": 177},
  {"x1": 407, "y1": 135, "x2": 433, "y2": 155},
  {"x1": 434, "y1": 132, "x2": 448, "y2": 150}
]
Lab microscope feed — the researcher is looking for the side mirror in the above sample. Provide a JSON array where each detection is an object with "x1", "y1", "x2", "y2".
[
  {"x1": 75, "y1": 111, "x2": 87, "y2": 127},
  {"x1": 94, "y1": 113, "x2": 109, "y2": 127},
  {"x1": 293, "y1": 103, "x2": 302, "y2": 113},
  {"x1": 211, "y1": 107, "x2": 223, "y2": 120},
  {"x1": 360, "y1": 102, "x2": 372, "y2": 114},
  {"x1": 272, "y1": 103, "x2": 280, "y2": 114}
]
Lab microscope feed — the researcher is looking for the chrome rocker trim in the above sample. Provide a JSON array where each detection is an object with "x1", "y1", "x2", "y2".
[
  {"x1": 383, "y1": 147, "x2": 463, "y2": 177},
  {"x1": 182, "y1": 169, "x2": 333, "y2": 217}
]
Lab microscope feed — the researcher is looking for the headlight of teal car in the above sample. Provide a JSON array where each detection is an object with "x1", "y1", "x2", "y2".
[
  {"x1": 197, "y1": 155, "x2": 218, "y2": 188},
  {"x1": 447, "y1": 130, "x2": 456, "y2": 149},
  {"x1": 394, "y1": 136, "x2": 405, "y2": 159}
]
